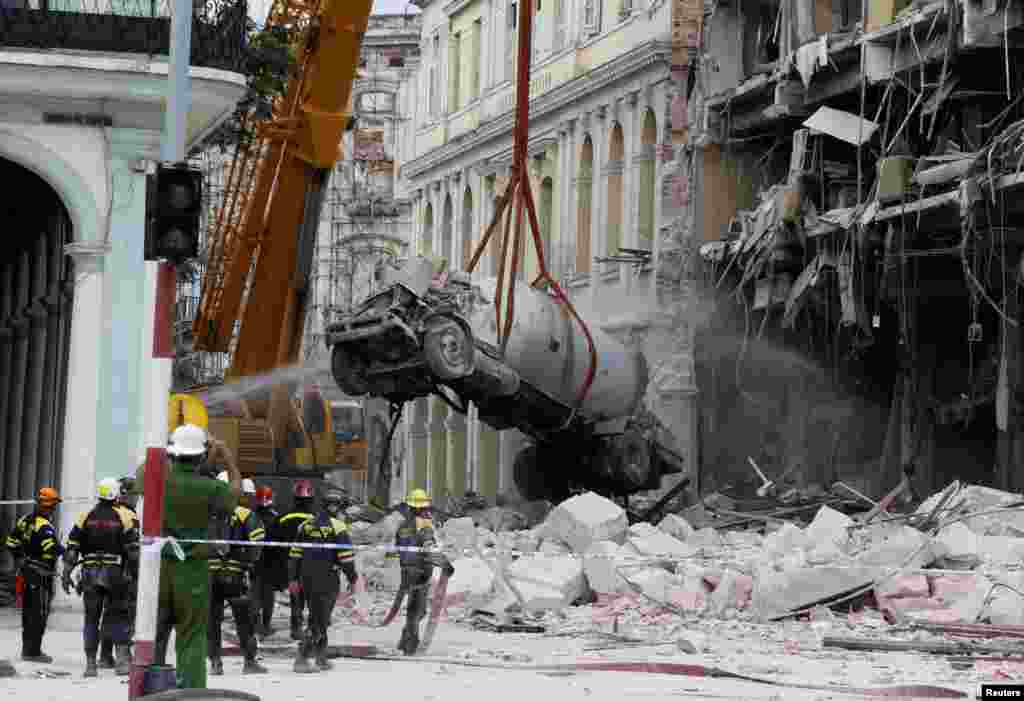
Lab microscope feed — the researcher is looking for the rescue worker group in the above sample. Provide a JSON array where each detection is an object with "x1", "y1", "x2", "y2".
[{"x1": 5, "y1": 423, "x2": 456, "y2": 687}]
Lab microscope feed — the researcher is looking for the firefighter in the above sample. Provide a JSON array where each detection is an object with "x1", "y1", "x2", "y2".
[
  {"x1": 207, "y1": 474, "x2": 267, "y2": 675},
  {"x1": 288, "y1": 489, "x2": 358, "y2": 673},
  {"x1": 272, "y1": 480, "x2": 315, "y2": 641},
  {"x1": 395, "y1": 488, "x2": 454, "y2": 656},
  {"x1": 6, "y1": 487, "x2": 63, "y2": 663},
  {"x1": 62, "y1": 478, "x2": 139, "y2": 677},
  {"x1": 137, "y1": 424, "x2": 240, "y2": 690},
  {"x1": 97, "y1": 475, "x2": 139, "y2": 670},
  {"x1": 251, "y1": 485, "x2": 279, "y2": 638}
]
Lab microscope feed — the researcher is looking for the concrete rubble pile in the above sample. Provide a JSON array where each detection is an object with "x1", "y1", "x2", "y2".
[{"x1": 348, "y1": 483, "x2": 1024, "y2": 638}]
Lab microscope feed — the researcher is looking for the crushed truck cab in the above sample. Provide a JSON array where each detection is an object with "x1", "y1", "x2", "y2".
[{"x1": 325, "y1": 257, "x2": 683, "y2": 501}]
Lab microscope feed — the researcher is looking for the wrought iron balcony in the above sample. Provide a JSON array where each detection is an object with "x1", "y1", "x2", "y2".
[{"x1": 0, "y1": 0, "x2": 247, "y2": 74}]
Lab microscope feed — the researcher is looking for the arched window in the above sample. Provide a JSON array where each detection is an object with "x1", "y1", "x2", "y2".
[
  {"x1": 606, "y1": 123, "x2": 624, "y2": 257},
  {"x1": 638, "y1": 109, "x2": 658, "y2": 246},
  {"x1": 576, "y1": 136, "x2": 593, "y2": 275}
]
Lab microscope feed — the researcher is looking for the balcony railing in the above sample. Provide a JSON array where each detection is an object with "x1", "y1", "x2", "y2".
[{"x1": 0, "y1": 0, "x2": 247, "y2": 74}]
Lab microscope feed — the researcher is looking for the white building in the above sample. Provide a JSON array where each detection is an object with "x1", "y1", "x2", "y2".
[
  {"x1": 397, "y1": 0, "x2": 691, "y2": 504},
  {"x1": 0, "y1": 3, "x2": 245, "y2": 544}
]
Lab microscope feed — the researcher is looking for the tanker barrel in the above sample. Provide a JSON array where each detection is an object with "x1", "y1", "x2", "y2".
[{"x1": 464, "y1": 352, "x2": 521, "y2": 397}]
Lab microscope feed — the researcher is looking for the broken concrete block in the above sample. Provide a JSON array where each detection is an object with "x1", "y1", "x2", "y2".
[
  {"x1": 935, "y1": 522, "x2": 981, "y2": 567},
  {"x1": 753, "y1": 565, "x2": 878, "y2": 622},
  {"x1": 624, "y1": 522, "x2": 697, "y2": 561},
  {"x1": 987, "y1": 572, "x2": 1024, "y2": 625},
  {"x1": 977, "y1": 536, "x2": 1024, "y2": 564},
  {"x1": 348, "y1": 521, "x2": 375, "y2": 545},
  {"x1": 539, "y1": 539, "x2": 571, "y2": 556},
  {"x1": 805, "y1": 540, "x2": 845, "y2": 566},
  {"x1": 513, "y1": 530, "x2": 540, "y2": 554},
  {"x1": 476, "y1": 527, "x2": 497, "y2": 548},
  {"x1": 365, "y1": 511, "x2": 405, "y2": 544},
  {"x1": 875, "y1": 574, "x2": 930, "y2": 600},
  {"x1": 688, "y1": 527, "x2": 724, "y2": 548},
  {"x1": 804, "y1": 505, "x2": 853, "y2": 550},
  {"x1": 583, "y1": 541, "x2": 632, "y2": 595},
  {"x1": 856, "y1": 526, "x2": 937, "y2": 569},
  {"x1": 542, "y1": 491, "x2": 628, "y2": 553},
  {"x1": 508, "y1": 555, "x2": 586, "y2": 607},
  {"x1": 433, "y1": 557, "x2": 497, "y2": 609},
  {"x1": 762, "y1": 522, "x2": 809, "y2": 556},
  {"x1": 624, "y1": 568, "x2": 677, "y2": 601},
  {"x1": 658, "y1": 514, "x2": 695, "y2": 541},
  {"x1": 667, "y1": 578, "x2": 708, "y2": 613},
  {"x1": 705, "y1": 570, "x2": 755, "y2": 612},
  {"x1": 441, "y1": 516, "x2": 478, "y2": 556}
]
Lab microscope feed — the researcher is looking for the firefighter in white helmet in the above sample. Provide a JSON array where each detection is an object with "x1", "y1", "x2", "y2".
[
  {"x1": 63, "y1": 478, "x2": 139, "y2": 677},
  {"x1": 207, "y1": 473, "x2": 266, "y2": 675}
]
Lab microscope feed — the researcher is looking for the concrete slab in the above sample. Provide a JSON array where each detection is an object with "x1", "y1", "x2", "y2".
[
  {"x1": 624, "y1": 522, "x2": 697, "y2": 561},
  {"x1": 508, "y1": 555, "x2": 587, "y2": 608},
  {"x1": 583, "y1": 541, "x2": 632, "y2": 595},
  {"x1": 542, "y1": 492, "x2": 628, "y2": 553},
  {"x1": 657, "y1": 513, "x2": 694, "y2": 541}
]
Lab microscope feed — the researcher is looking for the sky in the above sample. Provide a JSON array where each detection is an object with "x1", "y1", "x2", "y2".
[{"x1": 248, "y1": 0, "x2": 421, "y2": 24}]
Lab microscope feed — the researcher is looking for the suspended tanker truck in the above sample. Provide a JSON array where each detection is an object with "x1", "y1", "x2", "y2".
[{"x1": 325, "y1": 257, "x2": 685, "y2": 503}]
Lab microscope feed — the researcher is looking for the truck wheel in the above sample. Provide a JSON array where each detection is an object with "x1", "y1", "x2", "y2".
[
  {"x1": 513, "y1": 445, "x2": 569, "y2": 502},
  {"x1": 423, "y1": 315, "x2": 475, "y2": 381},
  {"x1": 331, "y1": 345, "x2": 370, "y2": 396},
  {"x1": 605, "y1": 431, "x2": 652, "y2": 492}
]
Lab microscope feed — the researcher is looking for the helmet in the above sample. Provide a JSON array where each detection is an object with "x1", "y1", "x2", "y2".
[
  {"x1": 255, "y1": 486, "x2": 273, "y2": 507},
  {"x1": 216, "y1": 471, "x2": 228, "y2": 483},
  {"x1": 97, "y1": 478, "x2": 120, "y2": 501},
  {"x1": 242, "y1": 479, "x2": 256, "y2": 495},
  {"x1": 167, "y1": 424, "x2": 208, "y2": 457},
  {"x1": 37, "y1": 487, "x2": 61, "y2": 507},
  {"x1": 293, "y1": 480, "x2": 314, "y2": 499},
  {"x1": 323, "y1": 490, "x2": 346, "y2": 507},
  {"x1": 406, "y1": 488, "x2": 431, "y2": 509}
]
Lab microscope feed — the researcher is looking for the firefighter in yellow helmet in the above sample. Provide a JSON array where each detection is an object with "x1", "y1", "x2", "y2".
[
  {"x1": 6, "y1": 487, "x2": 63, "y2": 662},
  {"x1": 394, "y1": 488, "x2": 453, "y2": 656}
]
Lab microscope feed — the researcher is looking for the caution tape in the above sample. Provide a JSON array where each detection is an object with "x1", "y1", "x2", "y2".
[
  {"x1": 140, "y1": 535, "x2": 1024, "y2": 573},
  {"x1": 0, "y1": 497, "x2": 98, "y2": 506}
]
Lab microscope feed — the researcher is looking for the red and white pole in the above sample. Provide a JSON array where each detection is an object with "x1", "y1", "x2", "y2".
[{"x1": 129, "y1": 260, "x2": 175, "y2": 699}]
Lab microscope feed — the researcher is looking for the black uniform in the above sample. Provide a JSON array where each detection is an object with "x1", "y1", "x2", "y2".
[
  {"x1": 99, "y1": 502, "x2": 139, "y2": 667},
  {"x1": 273, "y1": 506, "x2": 313, "y2": 638},
  {"x1": 252, "y1": 503, "x2": 280, "y2": 634},
  {"x1": 65, "y1": 501, "x2": 139, "y2": 668},
  {"x1": 394, "y1": 506, "x2": 443, "y2": 656},
  {"x1": 288, "y1": 512, "x2": 356, "y2": 668},
  {"x1": 6, "y1": 511, "x2": 62, "y2": 659},
  {"x1": 208, "y1": 505, "x2": 265, "y2": 668}
]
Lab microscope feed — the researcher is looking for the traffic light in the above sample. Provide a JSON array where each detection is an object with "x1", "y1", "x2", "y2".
[{"x1": 145, "y1": 163, "x2": 203, "y2": 263}]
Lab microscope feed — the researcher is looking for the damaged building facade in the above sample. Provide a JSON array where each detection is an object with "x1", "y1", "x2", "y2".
[
  {"x1": 398, "y1": 0, "x2": 687, "y2": 506},
  {"x1": 681, "y1": 0, "x2": 1024, "y2": 498}
]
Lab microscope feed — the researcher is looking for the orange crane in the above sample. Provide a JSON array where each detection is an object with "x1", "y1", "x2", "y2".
[{"x1": 190, "y1": 0, "x2": 374, "y2": 476}]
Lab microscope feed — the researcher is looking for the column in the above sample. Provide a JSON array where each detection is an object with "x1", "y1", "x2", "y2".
[
  {"x1": 477, "y1": 419, "x2": 500, "y2": 501},
  {"x1": 562, "y1": 119, "x2": 577, "y2": 278},
  {"x1": 651, "y1": 90, "x2": 670, "y2": 307},
  {"x1": 445, "y1": 410, "x2": 468, "y2": 498},
  {"x1": 15, "y1": 235, "x2": 49, "y2": 504},
  {"x1": 427, "y1": 397, "x2": 449, "y2": 502},
  {"x1": 622, "y1": 92, "x2": 640, "y2": 252},
  {"x1": 451, "y1": 172, "x2": 463, "y2": 267},
  {"x1": 58, "y1": 243, "x2": 109, "y2": 543},
  {"x1": 589, "y1": 107, "x2": 607, "y2": 307},
  {"x1": 433, "y1": 183, "x2": 444, "y2": 256},
  {"x1": 3, "y1": 251, "x2": 30, "y2": 511},
  {"x1": 497, "y1": 428, "x2": 527, "y2": 497},
  {"x1": 409, "y1": 397, "x2": 430, "y2": 492},
  {"x1": 94, "y1": 158, "x2": 148, "y2": 482}
]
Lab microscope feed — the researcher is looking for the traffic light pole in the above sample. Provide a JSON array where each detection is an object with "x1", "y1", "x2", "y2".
[{"x1": 130, "y1": 0, "x2": 192, "y2": 696}]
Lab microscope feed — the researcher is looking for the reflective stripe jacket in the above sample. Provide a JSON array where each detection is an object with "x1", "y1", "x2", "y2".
[
  {"x1": 209, "y1": 506, "x2": 265, "y2": 574},
  {"x1": 393, "y1": 507, "x2": 436, "y2": 571},
  {"x1": 66, "y1": 502, "x2": 138, "y2": 568},
  {"x1": 288, "y1": 513, "x2": 357, "y2": 585},
  {"x1": 6, "y1": 511, "x2": 62, "y2": 576}
]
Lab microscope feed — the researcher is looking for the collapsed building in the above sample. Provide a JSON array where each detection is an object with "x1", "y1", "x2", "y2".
[{"x1": 675, "y1": 0, "x2": 1024, "y2": 498}]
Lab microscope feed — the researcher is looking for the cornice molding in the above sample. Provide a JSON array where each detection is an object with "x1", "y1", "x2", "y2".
[{"x1": 403, "y1": 40, "x2": 671, "y2": 180}]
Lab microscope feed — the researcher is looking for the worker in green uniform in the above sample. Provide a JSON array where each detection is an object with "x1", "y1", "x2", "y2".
[{"x1": 136, "y1": 424, "x2": 240, "y2": 690}]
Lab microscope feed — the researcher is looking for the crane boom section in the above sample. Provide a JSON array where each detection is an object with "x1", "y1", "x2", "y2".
[{"x1": 193, "y1": 0, "x2": 372, "y2": 382}]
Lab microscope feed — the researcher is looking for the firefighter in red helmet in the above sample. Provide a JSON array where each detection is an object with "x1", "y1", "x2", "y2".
[
  {"x1": 251, "y1": 485, "x2": 279, "y2": 637},
  {"x1": 271, "y1": 480, "x2": 315, "y2": 640}
]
